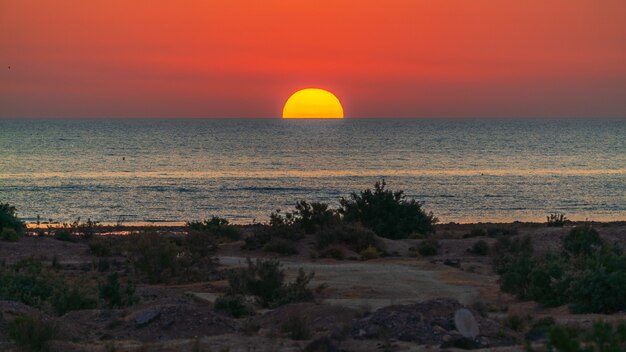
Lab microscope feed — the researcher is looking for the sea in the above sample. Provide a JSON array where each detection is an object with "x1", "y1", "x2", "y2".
[{"x1": 0, "y1": 118, "x2": 624, "y2": 225}]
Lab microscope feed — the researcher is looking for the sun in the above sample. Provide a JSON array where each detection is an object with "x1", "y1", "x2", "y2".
[{"x1": 282, "y1": 88, "x2": 344, "y2": 119}]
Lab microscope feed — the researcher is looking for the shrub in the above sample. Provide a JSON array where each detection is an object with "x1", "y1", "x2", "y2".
[
  {"x1": 415, "y1": 239, "x2": 439, "y2": 256},
  {"x1": 315, "y1": 223, "x2": 379, "y2": 253},
  {"x1": 545, "y1": 322, "x2": 626, "y2": 352},
  {"x1": 127, "y1": 233, "x2": 179, "y2": 283},
  {"x1": 214, "y1": 294, "x2": 254, "y2": 318},
  {"x1": 8, "y1": 315, "x2": 56, "y2": 352},
  {"x1": 469, "y1": 240, "x2": 489, "y2": 255},
  {"x1": 1, "y1": 228, "x2": 21, "y2": 241},
  {"x1": 227, "y1": 258, "x2": 315, "y2": 308},
  {"x1": 359, "y1": 245, "x2": 381, "y2": 260},
  {"x1": 487, "y1": 227, "x2": 518, "y2": 237},
  {"x1": 263, "y1": 239, "x2": 299, "y2": 255},
  {"x1": 0, "y1": 258, "x2": 58, "y2": 307},
  {"x1": 178, "y1": 230, "x2": 218, "y2": 281},
  {"x1": 547, "y1": 213, "x2": 568, "y2": 227},
  {"x1": 464, "y1": 228, "x2": 487, "y2": 238},
  {"x1": 89, "y1": 239, "x2": 112, "y2": 257},
  {"x1": 563, "y1": 226, "x2": 602, "y2": 256},
  {"x1": 51, "y1": 287, "x2": 97, "y2": 315},
  {"x1": 282, "y1": 313, "x2": 311, "y2": 340},
  {"x1": 187, "y1": 216, "x2": 241, "y2": 241},
  {"x1": 319, "y1": 247, "x2": 345, "y2": 260},
  {"x1": 491, "y1": 236, "x2": 535, "y2": 299},
  {"x1": 292, "y1": 201, "x2": 340, "y2": 234},
  {"x1": 99, "y1": 272, "x2": 138, "y2": 309},
  {"x1": 339, "y1": 180, "x2": 437, "y2": 239},
  {"x1": 0, "y1": 203, "x2": 25, "y2": 235}
]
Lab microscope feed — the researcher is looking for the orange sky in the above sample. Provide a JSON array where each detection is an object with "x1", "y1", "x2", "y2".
[{"x1": 1, "y1": 0, "x2": 625, "y2": 118}]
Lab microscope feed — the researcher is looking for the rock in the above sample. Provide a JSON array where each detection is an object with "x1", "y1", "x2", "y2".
[
  {"x1": 454, "y1": 308, "x2": 479, "y2": 338},
  {"x1": 134, "y1": 309, "x2": 161, "y2": 328}
]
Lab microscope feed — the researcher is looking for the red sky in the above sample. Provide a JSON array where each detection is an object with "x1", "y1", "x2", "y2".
[{"x1": 1, "y1": 0, "x2": 625, "y2": 118}]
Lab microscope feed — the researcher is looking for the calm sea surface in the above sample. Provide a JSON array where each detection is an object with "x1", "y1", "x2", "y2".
[{"x1": 1, "y1": 119, "x2": 624, "y2": 224}]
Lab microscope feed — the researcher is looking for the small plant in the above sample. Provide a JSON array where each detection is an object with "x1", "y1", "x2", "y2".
[
  {"x1": 487, "y1": 227, "x2": 518, "y2": 237},
  {"x1": 263, "y1": 239, "x2": 298, "y2": 255},
  {"x1": 99, "y1": 272, "x2": 138, "y2": 308},
  {"x1": 89, "y1": 239, "x2": 112, "y2": 257},
  {"x1": 544, "y1": 322, "x2": 626, "y2": 352},
  {"x1": 127, "y1": 233, "x2": 179, "y2": 283},
  {"x1": 8, "y1": 315, "x2": 56, "y2": 352},
  {"x1": 1, "y1": 228, "x2": 21, "y2": 241},
  {"x1": 51, "y1": 287, "x2": 97, "y2": 315},
  {"x1": 464, "y1": 228, "x2": 487, "y2": 238},
  {"x1": 547, "y1": 213, "x2": 568, "y2": 227},
  {"x1": 319, "y1": 246, "x2": 345, "y2": 260},
  {"x1": 359, "y1": 245, "x2": 381, "y2": 260},
  {"x1": 469, "y1": 240, "x2": 489, "y2": 255},
  {"x1": 339, "y1": 180, "x2": 437, "y2": 239},
  {"x1": 282, "y1": 313, "x2": 311, "y2": 340},
  {"x1": 213, "y1": 294, "x2": 254, "y2": 318},
  {"x1": 504, "y1": 315, "x2": 527, "y2": 332},
  {"x1": 415, "y1": 239, "x2": 439, "y2": 256},
  {"x1": 53, "y1": 229, "x2": 75, "y2": 242}
]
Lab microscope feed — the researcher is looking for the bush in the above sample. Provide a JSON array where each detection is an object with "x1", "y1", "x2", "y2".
[
  {"x1": 227, "y1": 258, "x2": 315, "y2": 308},
  {"x1": 99, "y1": 273, "x2": 138, "y2": 309},
  {"x1": 0, "y1": 258, "x2": 58, "y2": 307},
  {"x1": 263, "y1": 239, "x2": 299, "y2": 255},
  {"x1": 415, "y1": 239, "x2": 439, "y2": 256},
  {"x1": 315, "y1": 223, "x2": 379, "y2": 253},
  {"x1": 51, "y1": 287, "x2": 97, "y2": 315},
  {"x1": 127, "y1": 233, "x2": 179, "y2": 283},
  {"x1": 214, "y1": 294, "x2": 254, "y2": 318},
  {"x1": 319, "y1": 246, "x2": 346, "y2": 260},
  {"x1": 292, "y1": 201, "x2": 340, "y2": 234},
  {"x1": 359, "y1": 245, "x2": 381, "y2": 260},
  {"x1": 469, "y1": 240, "x2": 489, "y2": 255},
  {"x1": 486, "y1": 227, "x2": 518, "y2": 237},
  {"x1": 187, "y1": 216, "x2": 241, "y2": 241},
  {"x1": 547, "y1": 213, "x2": 568, "y2": 227},
  {"x1": 339, "y1": 180, "x2": 437, "y2": 239},
  {"x1": 1, "y1": 228, "x2": 21, "y2": 241},
  {"x1": 178, "y1": 230, "x2": 218, "y2": 281},
  {"x1": 0, "y1": 203, "x2": 25, "y2": 235},
  {"x1": 89, "y1": 239, "x2": 111, "y2": 257},
  {"x1": 563, "y1": 226, "x2": 602, "y2": 256},
  {"x1": 8, "y1": 315, "x2": 56, "y2": 352},
  {"x1": 53, "y1": 229, "x2": 75, "y2": 242},
  {"x1": 545, "y1": 322, "x2": 626, "y2": 352}
]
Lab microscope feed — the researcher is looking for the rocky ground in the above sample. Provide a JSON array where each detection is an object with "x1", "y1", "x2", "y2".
[{"x1": 1, "y1": 221, "x2": 625, "y2": 351}]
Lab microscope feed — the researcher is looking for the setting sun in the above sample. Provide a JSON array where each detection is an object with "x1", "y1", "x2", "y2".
[{"x1": 282, "y1": 88, "x2": 344, "y2": 119}]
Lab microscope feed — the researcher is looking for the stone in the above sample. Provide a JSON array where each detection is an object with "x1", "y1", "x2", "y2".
[
  {"x1": 134, "y1": 309, "x2": 161, "y2": 328},
  {"x1": 454, "y1": 308, "x2": 479, "y2": 338}
]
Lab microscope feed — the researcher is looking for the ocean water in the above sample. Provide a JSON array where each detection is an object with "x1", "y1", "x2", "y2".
[{"x1": 0, "y1": 118, "x2": 624, "y2": 225}]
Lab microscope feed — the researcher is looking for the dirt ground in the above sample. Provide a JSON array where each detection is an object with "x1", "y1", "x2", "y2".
[{"x1": 1, "y1": 221, "x2": 624, "y2": 351}]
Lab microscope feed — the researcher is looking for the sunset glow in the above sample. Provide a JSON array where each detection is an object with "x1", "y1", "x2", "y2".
[{"x1": 282, "y1": 89, "x2": 344, "y2": 119}]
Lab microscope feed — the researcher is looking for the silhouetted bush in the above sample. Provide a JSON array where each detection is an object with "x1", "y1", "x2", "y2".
[
  {"x1": 339, "y1": 180, "x2": 437, "y2": 239},
  {"x1": 243, "y1": 209, "x2": 303, "y2": 250},
  {"x1": 546, "y1": 213, "x2": 568, "y2": 227},
  {"x1": 8, "y1": 315, "x2": 56, "y2": 352},
  {"x1": 486, "y1": 226, "x2": 518, "y2": 237},
  {"x1": 53, "y1": 229, "x2": 75, "y2": 242},
  {"x1": 315, "y1": 223, "x2": 379, "y2": 253},
  {"x1": 292, "y1": 200, "x2": 340, "y2": 234},
  {"x1": 0, "y1": 203, "x2": 24, "y2": 235},
  {"x1": 1, "y1": 228, "x2": 21, "y2": 242},
  {"x1": 469, "y1": 240, "x2": 490, "y2": 255},
  {"x1": 415, "y1": 239, "x2": 439, "y2": 256},
  {"x1": 51, "y1": 287, "x2": 97, "y2": 315},
  {"x1": 227, "y1": 258, "x2": 314, "y2": 308},
  {"x1": 89, "y1": 240, "x2": 111, "y2": 257},
  {"x1": 99, "y1": 272, "x2": 138, "y2": 309},
  {"x1": 187, "y1": 216, "x2": 241, "y2": 241},
  {"x1": 127, "y1": 233, "x2": 179, "y2": 283},
  {"x1": 319, "y1": 246, "x2": 345, "y2": 260},
  {"x1": 214, "y1": 294, "x2": 254, "y2": 318}
]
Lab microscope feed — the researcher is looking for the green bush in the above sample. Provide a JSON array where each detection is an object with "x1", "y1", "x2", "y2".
[
  {"x1": 8, "y1": 315, "x2": 56, "y2": 352},
  {"x1": 51, "y1": 287, "x2": 97, "y2": 316},
  {"x1": 177, "y1": 230, "x2": 218, "y2": 281},
  {"x1": 99, "y1": 272, "x2": 138, "y2": 309},
  {"x1": 0, "y1": 258, "x2": 58, "y2": 307},
  {"x1": 0, "y1": 203, "x2": 25, "y2": 235},
  {"x1": 545, "y1": 322, "x2": 626, "y2": 352},
  {"x1": 563, "y1": 226, "x2": 602, "y2": 256},
  {"x1": 227, "y1": 258, "x2": 315, "y2": 308},
  {"x1": 1, "y1": 228, "x2": 21, "y2": 241},
  {"x1": 187, "y1": 216, "x2": 241, "y2": 241},
  {"x1": 415, "y1": 239, "x2": 439, "y2": 256},
  {"x1": 214, "y1": 294, "x2": 254, "y2": 318},
  {"x1": 469, "y1": 240, "x2": 489, "y2": 255},
  {"x1": 339, "y1": 180, "x2": 437, "y2": 239},
  {"x1": 292, "y1": 201, "x2": 340, "y2": 234},
  {"x1": 315, "y1": 223, "x2": 379, "y2": 253},
  {"x1": 547, "y1": 213, "x2": 568, "y2": 227}
]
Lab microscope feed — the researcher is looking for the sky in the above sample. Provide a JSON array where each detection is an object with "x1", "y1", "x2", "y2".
[{"x1": 1, "y1": 0, "x2": 625, "y2": 118}]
